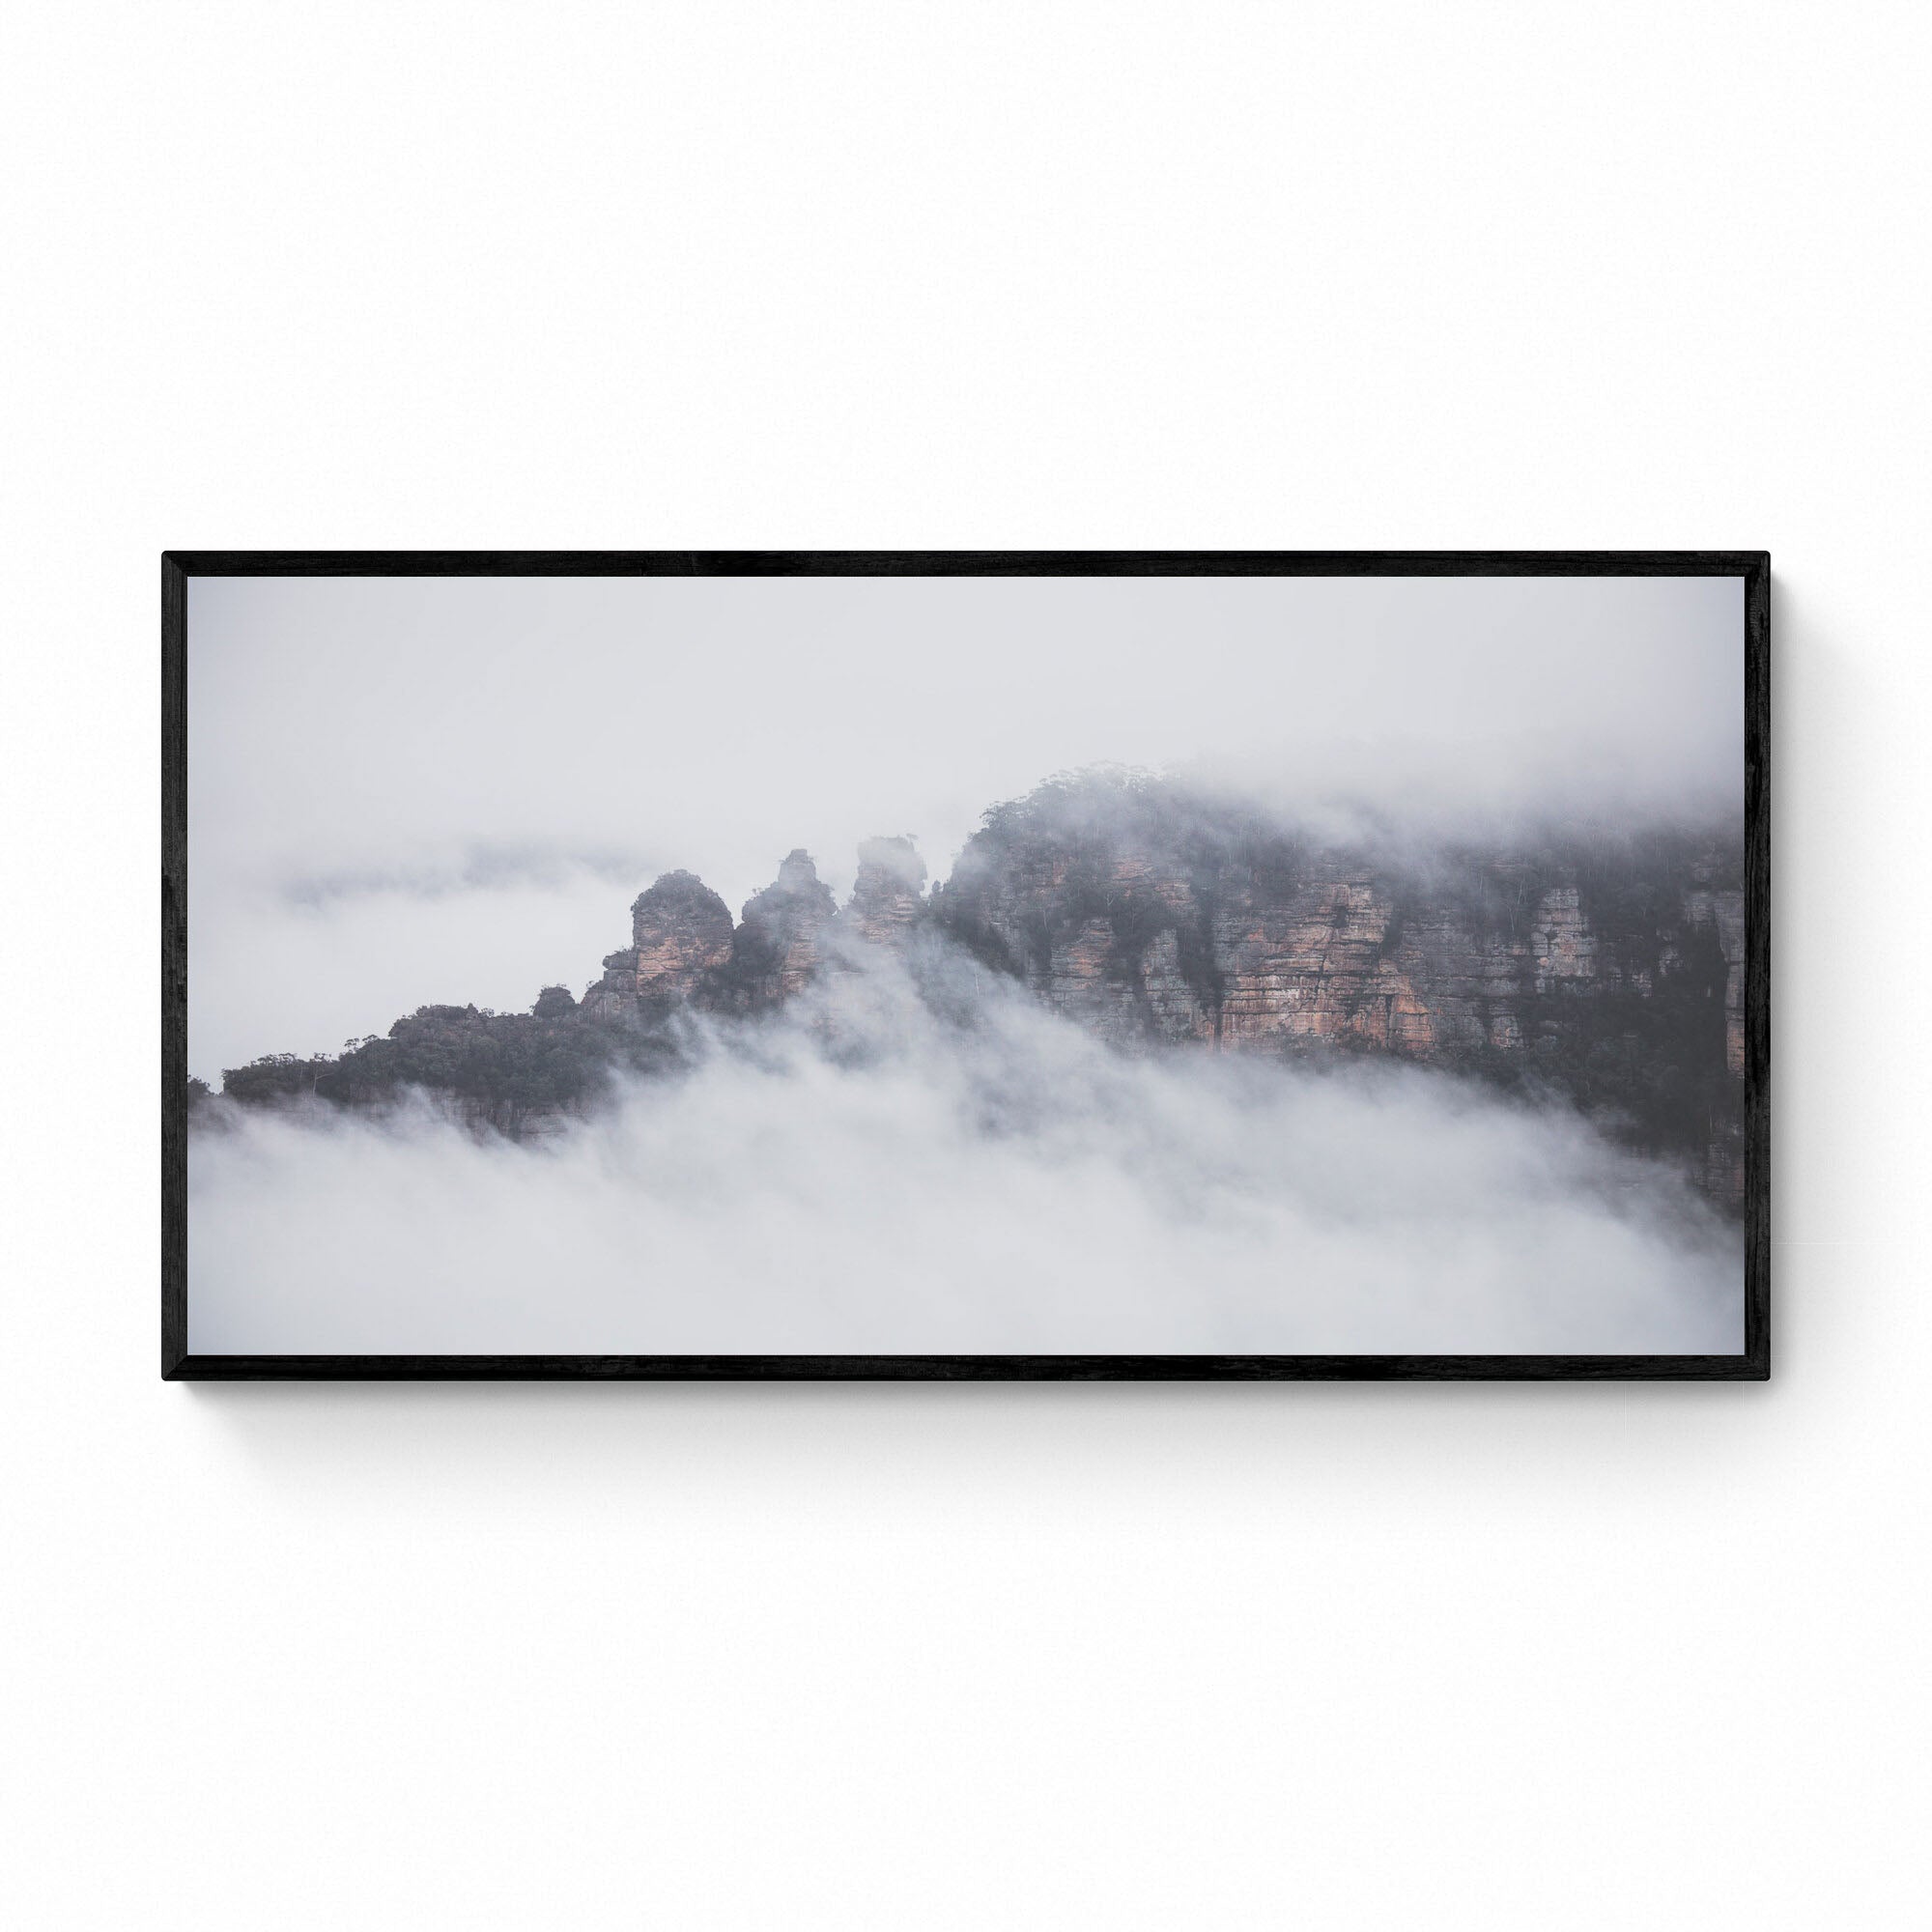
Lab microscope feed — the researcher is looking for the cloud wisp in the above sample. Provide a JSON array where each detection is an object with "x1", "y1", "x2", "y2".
[
  {"x1": 271, "y1": 842, "x2": 659, "y2": 910},
  {"x1": 188, "y1": 945, "x2": 1743, "y2": 1357}
]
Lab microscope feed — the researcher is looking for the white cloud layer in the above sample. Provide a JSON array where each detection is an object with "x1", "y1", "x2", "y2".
[{"x1": 189, "y1": 951, "x2": 1743, "y2": 1356}]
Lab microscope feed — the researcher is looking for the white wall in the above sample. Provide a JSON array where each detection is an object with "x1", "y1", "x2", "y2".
[{"x1": 3, "y1": 3, "x2": 1925, "y2": 1925}]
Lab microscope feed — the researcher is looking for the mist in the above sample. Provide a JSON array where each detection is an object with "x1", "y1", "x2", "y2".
[
  {"x1": 187, "y1": 573, "x2": 1743, "y2": 1080},
  {"x1": 188, "y1": 945, "x2": 1742, "y2": 1356}
]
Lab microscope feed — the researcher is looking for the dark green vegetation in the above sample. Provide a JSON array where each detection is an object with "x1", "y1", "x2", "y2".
[{"x1": 217, "y1": 994, "x2": 680, "y2": 1124}]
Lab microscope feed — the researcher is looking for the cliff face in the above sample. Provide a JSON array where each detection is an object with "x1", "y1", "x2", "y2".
[
  {"x1": 943, "y1": 835, "x2": 1745, "y2": 1066},
  {"x1": 837, "y1": 836, "x2": 926, "y2": 950},
  {"x1": 582, "y1": 850, "x2": 840, "y2": 1019},
  {"x1": 737, "y1": 849, "x2": 839, "y2": 1003},
  {"x1": 216, "y1": 776, "x2": 1747, "y2": 1208},
  {"x1": 557, "y1": 783, "x2": 1745, "y2": 1205},
  {"x1": 927, "y1": 781, "x2": 1747, "y2": 1206}
]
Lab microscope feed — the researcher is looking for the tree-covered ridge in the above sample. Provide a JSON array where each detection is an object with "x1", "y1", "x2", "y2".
[
  {"x1": 213, "y1": 990, "x2": 679, "y2": 1120},
  {"x1": 928, "y1": 770, "x2": 1746, "y2": 1187},
  {"x1": 204, "y1": 770, "x2": 1747, "y2": 1206}
]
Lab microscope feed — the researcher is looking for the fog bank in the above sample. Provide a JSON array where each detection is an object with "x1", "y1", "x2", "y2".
[{"x1": 189, "y1": 951, "x2": 1742, "y2": 1356}]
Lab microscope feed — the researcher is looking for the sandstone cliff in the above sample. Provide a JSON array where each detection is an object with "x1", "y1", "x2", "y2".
[
  {"x1": 214, "y1": 774, "x2": 1747, "y2": 1208},
  {"x1": 837, "y1": 836, "x2": 926, "y2": 950},
  {"x1": 925, "y1": 778, "x2": 1747, "y2": 1205},
  {"x1": 582, "y1": 849, "x2": 839, "y2": 1018}
]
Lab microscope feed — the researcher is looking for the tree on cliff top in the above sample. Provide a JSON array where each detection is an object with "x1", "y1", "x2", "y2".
[{"x1": 631, "y1": 869, "x2": 732, "y2": 923}]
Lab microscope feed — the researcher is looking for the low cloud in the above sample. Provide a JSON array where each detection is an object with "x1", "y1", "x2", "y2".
[
  {"x1": 273, "y1": 843, "x2": 658, "y2": 909},
  {"x1": 189, "y1": 947, "x2": 1742, "y2": 1357}
]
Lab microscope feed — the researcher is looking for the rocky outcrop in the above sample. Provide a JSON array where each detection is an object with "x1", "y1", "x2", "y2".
[
  {"x1": 572, "y1": 796, "x2": 1746, "y2": 1217},
  {"x1": 632, "y1": 870, "x2": 735, "y2": 996},
  {"x1": 729, "y1": 849, "x2": 838, "y2": 1006},
  {"x1": 218, "y1": 777, "x2": 1748, "y2": 1210},
  {"x1": 581, "y1": 868, "x2": 739, "y2": 1017},
  {"x1": 583, "y1": 850, "x2": 843, "y2": 1016},
  {"x1": 924, "y1": 781, "x2": 1747, "y2": 1208},
  {"x1": 836, "y1": 837, "x2": 926, "y2": 950}
]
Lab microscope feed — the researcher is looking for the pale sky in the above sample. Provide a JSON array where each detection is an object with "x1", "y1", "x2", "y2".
[{"x1": 187, "y1": 572, "x2": 1743, "y2": 1080}]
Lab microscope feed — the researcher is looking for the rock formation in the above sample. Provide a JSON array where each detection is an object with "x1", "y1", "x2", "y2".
[
  {"x1": 730, "y1": 849, "x2": 838, "y2": 1006},
  {"x1": 581, "y1": 849, "x2": 845, "y2": 1018},
  {"x1": 631, "y1": 869, "x2": 735, "y2": 996},
  {"x1": 581, "y1": 868, "x2": 743, "y2": 1017},
  {"x1": 214, "y1": 776, "x2": 1748, "y2": 1208},
  {"x1": 928, "y1": 779, "x2": 1747, "y2": 1206},
  {"x1": 836, "y1": 836, "x2": 926, "y2": 949}
]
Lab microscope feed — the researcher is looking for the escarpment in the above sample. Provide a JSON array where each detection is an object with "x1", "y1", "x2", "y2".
[
  {"x1": 927, "y1": 779, "x2": 1746, "y2": 1205},
  {"x1": 212, "y1": 775, "x2": 1747, "y2": 1208}
]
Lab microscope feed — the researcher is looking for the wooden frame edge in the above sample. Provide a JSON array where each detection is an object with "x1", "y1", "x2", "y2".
[
  {"x1": 162, "y1": 555, "x2": 187, "y2": 1378},
  {"x1": 162, "y1": 551, "x2": 1769, "y2": 1382}
]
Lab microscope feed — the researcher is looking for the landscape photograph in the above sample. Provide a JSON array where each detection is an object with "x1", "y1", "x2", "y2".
[{"x1": 181, "y1": 568, "x2": 1749, "y2": 1360}]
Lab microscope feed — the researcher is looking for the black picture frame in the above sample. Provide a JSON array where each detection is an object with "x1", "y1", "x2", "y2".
[{"x1": 163, "y1": 551, "x2": 1769, "y2": 1381}]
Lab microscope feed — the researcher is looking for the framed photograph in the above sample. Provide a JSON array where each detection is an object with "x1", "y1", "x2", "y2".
[{"x1": 163, "y1": 553, "x2": 1768, "y2": 1379}]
